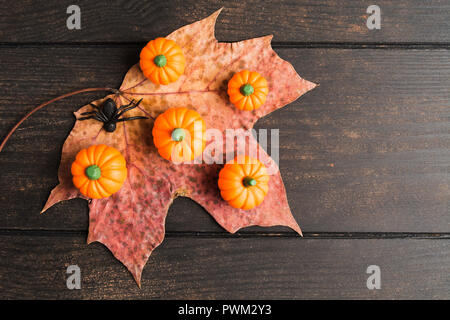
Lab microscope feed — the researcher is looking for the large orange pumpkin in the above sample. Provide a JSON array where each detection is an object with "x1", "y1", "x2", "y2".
[
  {"x1": 218, "y1": 155, "x2": 269, "y2": 210},
  {"x1": 227, "y1": 70, "x2": 269, "y2": 111},
  {"x1": 71, "y1": 144, "x2": 127, "y2": 199},
  {"x1": 152, "y1": 107, "x2": 206, "y2": 162},
  {"x1": 139, "y1": 37, "x2": 186, "y2": 85}
]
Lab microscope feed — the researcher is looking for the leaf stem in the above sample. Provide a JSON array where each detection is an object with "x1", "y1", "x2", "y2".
[{"x1": 0, "y1": 87, "x2": 118, "y2": 153}]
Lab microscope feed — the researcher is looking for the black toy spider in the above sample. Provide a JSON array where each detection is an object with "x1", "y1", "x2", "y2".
[{"x1": 78, "y1": 98, "x2": 148, "y2": 132}]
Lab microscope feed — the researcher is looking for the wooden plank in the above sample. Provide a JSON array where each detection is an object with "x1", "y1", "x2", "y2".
[
  {"x1": 1, "y1": 1, "x2": 450, "y2": 43},
  {"x1": 0, "y1": 234, "x2": 448, "y2": 299},
  {"x1": 0, "y1": 46, "x2": 449, "y2": 233}
]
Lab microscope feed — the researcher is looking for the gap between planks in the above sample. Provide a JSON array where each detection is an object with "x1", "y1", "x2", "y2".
[
  {"x1": 0, "y1": 229, "x2": 449, "y2": 239},
  {"x1": 1, "y1": 42, "x2": 450, "y2": 50}
]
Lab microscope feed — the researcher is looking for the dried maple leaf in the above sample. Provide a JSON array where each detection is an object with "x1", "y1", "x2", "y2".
[{"x1": 41, "y1": 9, "x2": 316, "y2": 286}]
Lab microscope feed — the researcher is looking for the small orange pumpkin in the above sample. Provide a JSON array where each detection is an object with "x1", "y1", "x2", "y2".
[
  {"x1": 152, "y1": 107, "x2": 206, "y2": 162},
  {"x1": 139, "y1": 37, "x2": 186, "y2": 85},
  {"x1": 218, "y1": 155, "x2": 269, "y2": 210},
  {"x1": 227, "y1": 70, "x2": 269, "y2": 111},
  {"x1": 71, "y1": 144, "x2": 127, "y2": 199}
]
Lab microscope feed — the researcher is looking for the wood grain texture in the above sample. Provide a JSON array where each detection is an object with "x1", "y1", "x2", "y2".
[
  {"x1": 1, "y1": 2, "x2": 449, "y2": 299},
  {"x1": 0, "y1": 46, "x2": 449, "y2": 233},
  {"x1": 1, "y1": 234, "x2": 448, "y2": 299},
  {"x1": 0, "y1": 0, "x2": 449, "y2": 43}
]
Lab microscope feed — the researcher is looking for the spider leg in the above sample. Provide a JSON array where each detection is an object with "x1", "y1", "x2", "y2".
[
  {"x1": 115, "y1": 116, "x2": 148, "y2": 122},
  {"x1": 116, "y1": 100, "x2": 135, "y2": 113},
  {"x1": 89, "y1": 103, "x2": 101, "y2": 111},
  {"x1": 89, "y1": 103, "x2": 108, "y2": 118},
  {"x1": 86, "y1": 104, "x2": 109, "y2": 122},
  {"x1": 77, "y1": 115, "x2": 106, "y2": 122},
  {"x1": 77, "y1": 116, "x2": 95, "y2": 121},
  {"x1": 80, "y1": 111, "x2": 99, "y2": 116},
  {"x1": 134, "y1": 98, "x2": 143, "y2": 107},
  {"x1": 81, "y1": 111, "x2": 108, "y2": 122},
  {"x1": 116, "y1": 99, "x2": 144, "y2": 118},
  {"x1": 116, "y1": 107, "x2": 137, "y2": 118}
]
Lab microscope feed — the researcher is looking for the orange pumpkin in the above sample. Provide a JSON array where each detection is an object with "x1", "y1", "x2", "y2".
[
  {"x1": 218, "y1": 155, "x2": 269, "y2": 210},
  {"x1": 152, "y1": 107, "x2": 206, "y2": 162},
  {"x1": 227, "y1": 70, "x2": 269, "y2": 111},
  {"x1": 139, "y1": 37, "x2": 186, "y2": 85},
  {"x1": 71, "y1": 144, "x2": 127, "y2": 199}
]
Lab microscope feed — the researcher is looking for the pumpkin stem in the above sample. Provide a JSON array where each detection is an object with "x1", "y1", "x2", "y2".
[
  {"x1": 171, "y1": 128, "x2": 186, "y2": 142},
  {"x1": 154, "y1": 55, "x2": 167, "y2": 67},
  {"x1": 85, "y1": 165, "x2": 101, "y2": 180},
  {"x1": 240, "y1": 84, "x2": 254, "y2": 96},
  {"x1": 243, "y1": 177, "x2": 257, "y2": 187},
  {"x1": 0, "y1": 87, "x2": 118, "y2": 154}
]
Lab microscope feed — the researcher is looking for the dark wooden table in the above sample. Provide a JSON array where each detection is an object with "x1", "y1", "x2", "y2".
[{"x1": 0, "y1": 1, "x2": 449, "y2": 299}]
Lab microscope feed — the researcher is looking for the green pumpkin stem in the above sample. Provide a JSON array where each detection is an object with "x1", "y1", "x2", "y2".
[
  {"x1": 243, "y1": 176, "x2": 257, "y2": 187},
  {"x1": 240, "y1": 84, "x2": 254, "y2": 96},
  {"x1": 85, "y1": 165, "x2": 101, "y2": 180},
  {"x1": 171, "y1": 128, "x2": 186, "y2": 142},
  {"x1": 154, "y1": 55, "x2": 167, "y2": 67}
]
